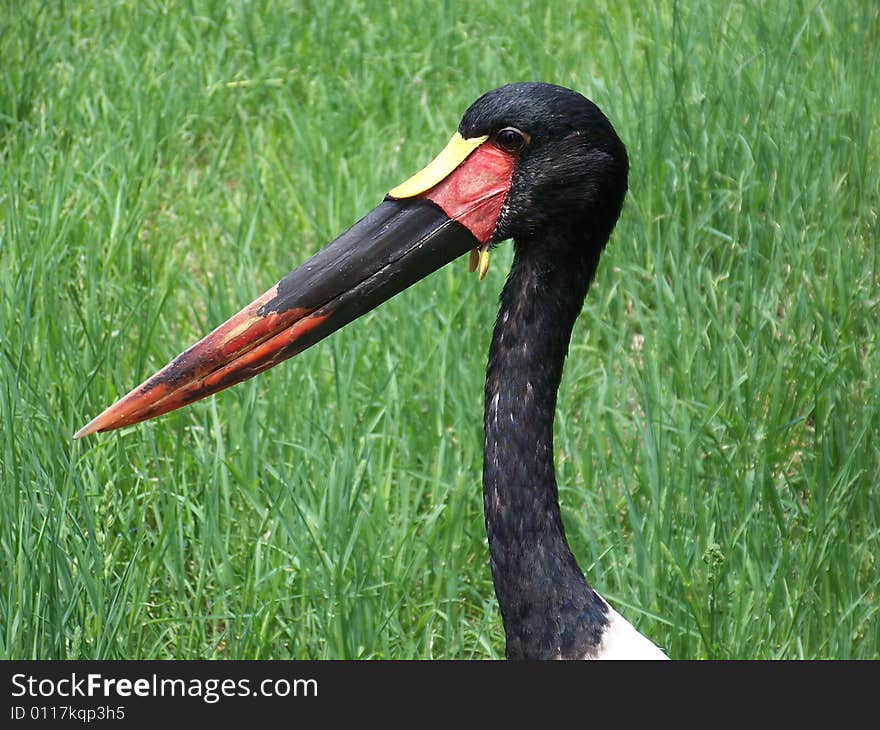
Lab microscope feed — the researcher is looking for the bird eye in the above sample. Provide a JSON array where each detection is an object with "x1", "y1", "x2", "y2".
[{"x1": 494, "y1": 127, "x2": 528, "y2": 154}]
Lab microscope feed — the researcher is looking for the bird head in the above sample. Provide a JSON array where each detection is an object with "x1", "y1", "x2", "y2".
[
  {"x1": 75, "y1": 83, "x2": 628, "y2": 438},
  {"x1": 460, "y1": 83, "x2": 628, "y2": 252}
]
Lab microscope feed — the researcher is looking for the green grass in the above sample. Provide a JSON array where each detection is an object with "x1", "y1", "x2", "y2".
[{"x1": 1, "y1": 0, "x2": 878, "y2": 659}]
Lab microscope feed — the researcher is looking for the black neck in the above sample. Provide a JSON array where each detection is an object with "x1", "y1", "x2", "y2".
[{"x1": 483, "y1": 234, "x2": 608, "y2": 659}]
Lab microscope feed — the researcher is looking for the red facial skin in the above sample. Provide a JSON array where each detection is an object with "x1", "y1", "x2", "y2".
[{"x1": 420, "y1": 141, "x2": 515, "y2": 244}]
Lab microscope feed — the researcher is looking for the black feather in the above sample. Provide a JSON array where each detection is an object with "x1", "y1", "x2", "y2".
[{"x1": 466, "y1": 83, "x2": 629, "y2": 659}]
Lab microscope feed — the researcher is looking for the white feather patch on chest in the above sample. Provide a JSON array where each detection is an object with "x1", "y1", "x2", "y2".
[{"x1": 591, "y1": 595, "x2": 669, "y2": 660}]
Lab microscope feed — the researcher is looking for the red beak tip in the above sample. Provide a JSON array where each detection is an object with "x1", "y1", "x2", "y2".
[
  {"x1": 73, "y1": 419, "x2": 101, "y2": 440},
  {"x1": 73, "y1": 425, "x2": 90, "y2": 440}
]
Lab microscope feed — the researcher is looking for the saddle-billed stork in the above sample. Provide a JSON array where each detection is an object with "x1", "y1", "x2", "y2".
[{"x1": 76, "y1": 82, "x2": 668, "y2": 659}]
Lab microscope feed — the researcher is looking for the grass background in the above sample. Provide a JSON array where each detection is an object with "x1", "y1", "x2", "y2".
[{"x1": 1, "y1": 0, "x2": 878, "y2": 660}]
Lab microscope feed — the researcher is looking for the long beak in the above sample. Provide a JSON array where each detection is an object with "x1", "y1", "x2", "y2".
[{"x1": 75, "y1": 132, "x2": 515, "y2": 438}]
